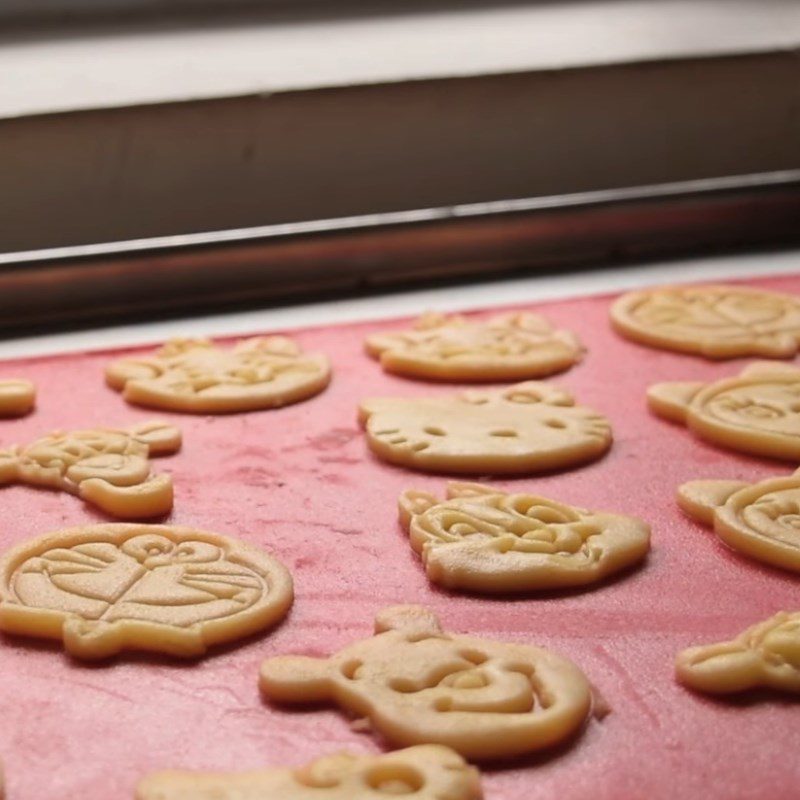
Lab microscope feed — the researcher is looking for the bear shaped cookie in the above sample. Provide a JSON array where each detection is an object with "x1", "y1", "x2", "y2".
[
  {"x1": 0, "y1": 421, "x2": 180, "y2": 518},
  {"x1": 365, "y1": 311, "x2": 582, "y2": 381},
  {"x1": 676, "y1": 611, "x2": 800, "y2": 695},
  {"x1": 106, "y1": 336, "x2": 331, "y2": 413},
  {"x1": 136, "y1": 745, "x2": 482, "y2": 800},
  {"x1": 359, "y1": 381, "x2": 612, "y2": 475},
  {"x1": 399, "y1": 482, "x2": 650, "y2": 592},
  {"x1": 649, "y1": 362, "x2": 800, "y2": 461},
  {"x1": 260, "y1": 605, "x2": 593, "y2": 760},
  {"x1": 0, "y1": 379, "x2": 35, "y2": 417},
  {"x1": 611, "y1": 284, "x2": 800, "y2": 359}
]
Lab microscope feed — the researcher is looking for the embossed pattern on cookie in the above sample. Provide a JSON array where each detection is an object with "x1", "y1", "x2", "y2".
[
  {"x1": 260, "y1": 605, "x2": 593, "y2": 760},
  {"x1": 676, "y1": 612, "x2": 800, "y2": 695},
  {"x1": 0, "y1": 524, "x2": 293, "y2": 659},
  {"x1": 359, "y1": 381, "x2": 611, "y2": 475},
  {"x1": 0, "y1": 379, "x2": 35, "y2": 417},
  {"x1": 399, "y1": 482, "x2": 650, "y2": 592},
  {"x1": 106, "y1": 337, "x2": 331, "y2": 413},
  {"x1": 136, "y1": 745, "x2": 482, "y2": 800},
  {"x1": 365, "y1": 312, "x2": 583, "y2": 381},
  {"x1": 611, "y1": 284, "x2": 800, "y2": 359},
  {"x1": 0, "y1": 421, "x2": 180, "y2": 518}
]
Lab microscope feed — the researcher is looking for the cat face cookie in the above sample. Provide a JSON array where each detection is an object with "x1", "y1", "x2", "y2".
[
  {"x1": 0, "y1": 421, "x2": 180, "y2": 518},
  {"x1": 611, "y1": 284, "x2": 800, "y2": 358},
  {"x1": 678, "y1": 469, "x2": 800, "y2": 574},
  {"x1": 107, "y1": 337, "x2": 331, "y2": 413},
  {"x1": 359, "y1": 382, "x2": 611, "y2": 475},
  {"x1": 136, "y1": 745, "x2": 482, "y2": 800},
  {"x1": 260, "y1": 605, "x2": 593, "y2": 760},
  {"x1": 0, "y1": 379, "x2": 35, "y2": 417},
  {"x1": 365, "y1": 312, "x2": 582, "y2": 381},
  {"x1": 0, "y1": 524, "x2": 293, "y2": 659},
  {"x1": 676, "y1": 611, "x2": 800, "y2": 695},
  {"x1": 649, "y1": 362, "x2": 800, "y2": 461},
  {"x1": 399, "y1": 482, "x2": 650, "y2": 592}
]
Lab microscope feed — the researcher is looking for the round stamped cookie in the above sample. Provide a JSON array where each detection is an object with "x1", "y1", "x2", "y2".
[
  {"x1": 0, "y1": 524, "x2": 293, "y2": 659},
  {"x1": 649, "y1": 362, "x2": 800, "y2": 461},
  {"x1": 359, "y1": 381, "x2": 612, "y2": 475},
  {"x1": 137, "y1": 745, "x2": 482, "y2": 800},
  {"x1": 260, "y1": 605, "x2": 593, "y2": 760},
  {"x1": 365, "y1": 311, "x2": 583, "y2": 381},
  {"x1": 106, "y1": 336, "x2": 331, "y2": 413},
  {"x1": 0, "y1": 379, "x2": 35, "y2": 417},
  {"x1": 676, "y1": 611, "x2": 800, "y2": 695},
  {"x1": 399, "y1": 482, "x2": 650, "y2": 593},
  {"x1": 611, "y1": 284, "x2": 800, "y2": 358}
]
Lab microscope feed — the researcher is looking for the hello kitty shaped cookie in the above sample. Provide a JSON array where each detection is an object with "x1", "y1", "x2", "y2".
[
  {"x1": 678, "y1": 469, "x2": 800, "y2": 574},
  {"x1": 106, "y1": 336, "x2": 331, "y2": 413},
  {"x1": 649, "y1": 362, "x2": 800, "y2": 461},
  {"x1": 0, "y1": 421, "x2": 180, "y2": 518},
  {"x1": 611, "y1": 284, "x2": 800, "y2": 358},
  {"x1": 365, "y1": 312, "x2": 582, "y2": 381},
  {"x1": 676, "y1": 611, "x2": 800, "y2": 695},
  {"x1": 399, "y1": 482, "x2": 650, "y2": 593},
  {"x1": 136, "y1": 745, "x2": 482, "y2": 800},
  {"x1": 260, "y1": 605, "x2": 593, "y2": 760},
  {"x1": 0, "y1": 379, "x2": 35, "y2": 417},
  {"x1": 0, "y1": 523, "x2": 293, "y2": 659},
  {"x1": 359, "y1": 382, "x2": 611, "y2": 475}
]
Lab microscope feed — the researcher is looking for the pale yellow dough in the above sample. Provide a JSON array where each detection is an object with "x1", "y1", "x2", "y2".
[
  {"x1": 611, "y1": 284, "x2": 800, "y2": 358},
  {"x1": 260, "y1": 605, "x2": 593, "y2": 760},
  {"x1": 365, "y1": 311, "x2": 582, "y2": 381},
  {"x1": 0, "y1": 379, "x2": 35, "y2": 417},
  {"x1": 649, "y1": 361, "x2": 800, "y2": 461},
  {"x1": 678, "y1": 468, "x2": 800, "y2": 574},
  {"x1": 0, "y1": 523, "x2": 292, "y2": 659},
  {"x1": 676, "y1": 611, "x2": 800, "y2": 695},
  {"x1": 106, "y1": 336, "x2": 331, "y2": 413},
  {"x1": 136, "y1": 745, "x2": 482, "y2": 800},
  {"x1": 359, "y1": 381, "x2": 611, "y2": 475},
  {"x1": 0, "y1": 421, "x2": 180, "y2": 518},
  {"x1": 399, "y1": 482, "x2": 650, "y2": 593}
]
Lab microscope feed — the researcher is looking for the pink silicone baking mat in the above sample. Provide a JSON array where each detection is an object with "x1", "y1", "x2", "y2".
[{"x1": 1, "y1": 272, "x2": 799, "y2": 799}]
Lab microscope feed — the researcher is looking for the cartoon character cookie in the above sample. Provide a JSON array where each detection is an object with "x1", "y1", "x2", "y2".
[
  {"x1": 365, "y1": 312, "x2": 582, "y2": 381},
  {"x1": 359, "y1": 381, "x2": 611, "y2": 475},
  {"x1": 399, "y1": 482, "x2": 650, "y2": 592},
  {"x1": 0, "y1": 523, "x2": 293, "y2": 659},
  {"x1": 0, "y1": 379, "x2": 35, "y2": 417},
  {"x1": 611, "y1": 284, "x2": 800, "y2": 358},
  {"x1": 106, "y1": 336, "x2": 331, "y2": 413},
  {"x1": 0, "y1": 421, "x2": 180, "y2": 518},
  {"x1": 648, "y1": 362, "x2": 800, "y2": 461},
  {"x1": 676, "y1": 611, "x2": 800, "y2": 695},
  {"x1": 136, "y1": 745, "x2": 482, "y2": 800},
  {"x1": 678, "y1": 468, "x2": 800, "y2": 574},
  {"x1": 260, "y1": 605, "x2": 593, "y2": 760}
]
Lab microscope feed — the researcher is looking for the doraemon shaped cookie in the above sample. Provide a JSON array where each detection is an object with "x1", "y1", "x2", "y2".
[
  {"x1": 359, "y1": 381, "x2": 612, "y2": 475},
  {"x1": 649, "y1": 362, "x2": 800, "y2": 461},
  {"x1": 137, "y1": 745, "x2": 482, "y2": 800},
  {"x1": 399, "y1": 482, "x2": 650, "y2": 592},
  {"x1": 260, "y1": 605, "x2": 593, "y2": 760}
]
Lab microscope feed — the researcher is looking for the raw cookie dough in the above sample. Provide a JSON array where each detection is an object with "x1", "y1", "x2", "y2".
[
  {"x1": 648, "y1": 362, "x2": 800, "y2": 461},
  {"x1": 260, "y1": 605, "x2": 593, "y2": 760},
  {"x1": 399, "y1": 482, "x2": 650, "y2": 592},
  {"x1": 678, "y1": 468, "x2": 800, "y2": 574},
  {"x1": 676, "y1": 611, "x2": 800, "y2": 695},
  {"x1": 106, "y1": 336, "x2": 331, "y2": 413},
  {"x1": 611, "y1": 284, "x2": 800, "y2": 358},
  {"x1": 136, "y1": 745, "x2": 482, "y2": 800},
  {"x1": 359, "y1": 381, "x2": 611, "y2": 475},
  {"x1": 0, "y1": 379, "x2": 35, "y2": 417},
  {"x1": 0, "y1": 421, "x2": 180, "y2": 518},
  {"x1": 365, "y1": 311, "x2": 582, "y2": 381},
  {"x1": 0, "y1": 523, "x2": 292, "y2": 659}
]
